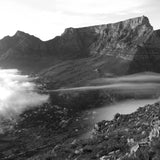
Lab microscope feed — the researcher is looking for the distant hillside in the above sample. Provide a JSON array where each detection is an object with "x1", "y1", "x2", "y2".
[{"x1": 0, "y1": 16, "x2": 160, "y2": 87}]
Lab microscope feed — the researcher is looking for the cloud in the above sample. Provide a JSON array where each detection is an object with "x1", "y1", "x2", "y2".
[
  {"x1": 0, "y1": 69, "x2": 49, "y2": 118},
  {"x1": 55, "y1": 0, "x2": 145, "y2": 15},
  {"x1": 0, "y1": 0, "x2": 158, "y2": 40},
  {"x1": 52, "y1": 72, "x2": 160, "y2": 97}
]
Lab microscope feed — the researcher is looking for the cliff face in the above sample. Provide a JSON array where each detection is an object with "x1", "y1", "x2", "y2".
[
  {"x1": 46, "y1": 16, "x2": 153, "y2": 59},
  {"x1": 0, "y1": 16, "x2": 159, "y2": 79},
  {"x1": 88, "y1": 16, "x2": 153, "y2": 57}
]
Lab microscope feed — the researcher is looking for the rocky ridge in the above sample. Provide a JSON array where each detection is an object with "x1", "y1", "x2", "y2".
[{"x1": 0, "y1": 16, "x2": 159, "y2": 78}]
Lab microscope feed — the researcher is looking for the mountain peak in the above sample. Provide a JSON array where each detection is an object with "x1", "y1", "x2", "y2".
[
  {"x1": 14, "y1": 30, "x2": 42, "y2": 43},
  {"x1": 119, "y1": 16, "x2": 152, "y2": 29},
  {"x1": 14, "y1": 30, "x2": 30, "y2": 37},
  {"x1": 0, "y1": 16, "x2": 158, "y2": 74}
]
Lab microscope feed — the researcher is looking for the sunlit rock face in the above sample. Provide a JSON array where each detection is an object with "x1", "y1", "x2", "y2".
[
  {"x1": 88, "y1": 16, "x2": 153, "y2": 57},
  {"x1": 0, "y1": 69, "x2": 49, "y2": 118},
  {"x1": 47, "y1": 16, "x2": 153, "y2": 58}
]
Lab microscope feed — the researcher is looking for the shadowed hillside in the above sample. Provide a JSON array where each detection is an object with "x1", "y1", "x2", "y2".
[{"x1": 0, "y1": 16, "x2": 159, "y2": 82}]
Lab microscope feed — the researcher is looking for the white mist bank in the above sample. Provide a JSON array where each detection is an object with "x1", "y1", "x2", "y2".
[
  {"x1": 82, "y1": 98, "x2": 160, "y2": 139},
  {"x1": 51, "y1": 72, "x2": 160, "y2": 97},
  {"x1": 0, "y1": 69, "x2": 49, "y2": 118},
  {"x1": 94, "y1": 99, "x2": 160, "y2": 122},
  {"x1": 90, "y1": 72, "x2": 160, "y2": 84},
  {"x1": 52, "y1": 72, "x2": 160, "y2": 123},
  {"x1": 54, "y1": 83, "x2": 160, "y2": 91}
]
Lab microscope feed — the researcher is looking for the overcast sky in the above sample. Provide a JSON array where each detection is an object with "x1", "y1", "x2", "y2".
[{"x1": 0, "y1": 0, "x2": 159, "y2": 41}]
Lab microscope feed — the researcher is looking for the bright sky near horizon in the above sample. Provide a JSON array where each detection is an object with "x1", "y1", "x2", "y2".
[{"x1": 0, "y1": 0, "x2": 159, "y2": 41}]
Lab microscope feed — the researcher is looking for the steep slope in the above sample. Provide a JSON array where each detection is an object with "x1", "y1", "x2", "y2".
[
  {"x1": 39, "y1": 56, "x2": 130, "y2": 89},
  {"x1": 45, "y1": 16, "x2": 153, "y2": 59},
  {"x1": 39, "y1": 16, "x2": 157, "y2": 88},
  {"x1": 129, "y1": 29, "x2": 160, "y2": 73},
  {"x1": 88, "y1": 16, "x2": 153, "y2": 57}
]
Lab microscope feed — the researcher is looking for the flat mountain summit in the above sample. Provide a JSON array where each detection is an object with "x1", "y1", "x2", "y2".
[{"x1": 0, "y1": 16, "x2": 160, "y2": 87}]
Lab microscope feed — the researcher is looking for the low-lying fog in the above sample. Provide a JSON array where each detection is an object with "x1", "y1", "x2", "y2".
[
  {"x1": 55, "y1": 72, "x2": 160, "y2": 97},
  {"x1": 53, "y1": 72, "x2": 160, "y2": 121},
  {"x1": 0, "y1": 69, "x2": 49, "y2": 119},
  {"x1": 93, "y1": 99, "x2": 159, "y2": 122},
  {"x1": 1, "y1": 70, "x2": 160, "y2": 123},
  {"x1": 90, "y1": 72, "x2": 160, "y2": 121}
]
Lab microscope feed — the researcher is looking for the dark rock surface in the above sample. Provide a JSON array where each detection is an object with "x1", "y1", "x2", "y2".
[
  {"x1": 1, "y1": 96, "x2": 159, "y2": 160},
  {"x1": 24, "y1": 102, "x2": 160, "y2": 160},
  {"x1": 129, "y1": 29, "x2": 160, "y2": 73},
  {"x1": 0, "y1": 82, "x2": 159, "y2": 160}
]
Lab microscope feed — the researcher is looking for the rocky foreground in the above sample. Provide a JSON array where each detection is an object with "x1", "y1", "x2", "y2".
[
  {"x1": 24, "y1": 102, "x2": 160, "y2": 160},
  {"x1": 0, "y1": 77, "x2": 160, "y2": 160},
  {"x1": 0, "y1": 86, "x2": 160, "y2": 160}
]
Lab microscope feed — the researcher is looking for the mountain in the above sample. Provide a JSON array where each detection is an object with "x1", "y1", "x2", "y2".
[
  {"x1": 1, "y1": 16, "x2": 160, "y2": 160},
  {"x1": 0, "y1": 16, "x2": 159, "y2": 87},
  {"x1": 46, "y1": 16, "x2": 152, "y2": 58}
]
